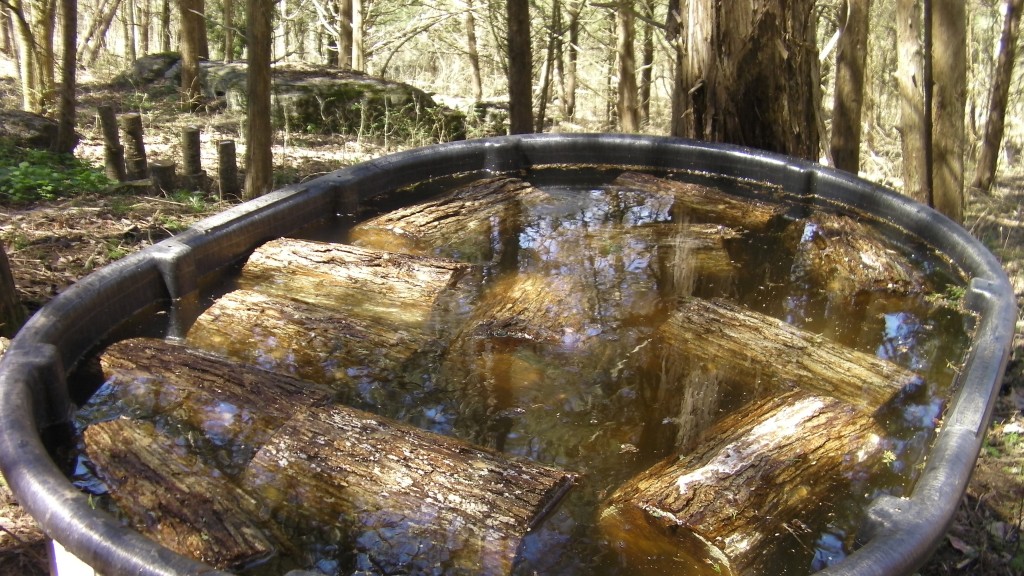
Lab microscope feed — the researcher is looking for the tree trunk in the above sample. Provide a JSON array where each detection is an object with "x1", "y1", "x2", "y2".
[
  {"x1": 930, "y1": 0, "x2": 966, "y2": 223},
  {"x1": 0, "y1": 8, "x2": 11, "y2": 56},
  {"x1": 655, "y1": 297, "x2": 919, "y2": 414},
  {"x1": 535, "y1": 2, "x2": 557, "y2": 133},
  {"x1": 673, "y1": 0, "x2": 819, "y2": 159},
  {"x1": 506, "y1": 0, "x2": 532, "y2": 134},
  {"x1": 179, "y1": 0, "x2": 202, "y2": 110},
  {"x1": 896, "y1": 0, "x2": 928, "y2": 204},
  {"x1": 52, "y1": 0, "x2": 76, "y2": 154},
  {"x1": 639, "y1": 0, "x2": 654, "y2": 125},
  {"x1": 351, "y1": 0, "x2": 362, "y2": 70},
  {"x1": 124, "y1": 0, "x2": 136, "y2": 62},
  {"x1": 160, "y1": 0, "x2": 170, "y2": 51},
  {"x1": 138, "y1": 0, "x2": 150, "y2": 53},
  {"x1": 464, "y1": 0, "x2": 482, "y2": 101},
  {"x1": 972, "y1": 0, "x2": 1023, "y2": 194},
  {"x1": 336, "y1": 0, "x2": 351, "y2": 69},
  {"x1": 562, "y1": 0, "x2": 580, "y2": 121},
  {"x1": 615, "y1": 0, "x2": 639, "y2": 132},
  {"x1": 195, "y1": 0, "x2": 208, "y2": 58},
  {"x1": 79, "y1": 0, "x2": 121, "y2": 66},
  {"x1": 222, "y1": 0, "x2": 233, "y2": 61},
  {"x1": 830, "y1": 0, "x2": 871, "y2": 173},
  {"x1": 10, "y1": 0, "x2": 41, "y2": 112},
  {"x1": 600, "y1": 390, "x2": 885, "y2": 576},
  {"x1": 244, "y1": 0, "x2": 273, "y2": 199},
  {"x1": 0, "y1": 240, "x2": 25, "y2": 339}
]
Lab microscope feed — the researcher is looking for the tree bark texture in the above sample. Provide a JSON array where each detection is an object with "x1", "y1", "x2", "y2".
[
  {"x1": 94, "y1": 337, "x2": 335, "y2": 470},
  {"x1": 223, "y1": 0, "x2": 234, "y2": 61},
  {"x1": 350, "y1": 176, "x2": 546, "y2": 264},
  {"x1": 600, "y1": 390, "x2": 885, "y2": 576},
  {"x1": 830, "y1": 0, "x2": 871, "y2": 173},
  {"x1": 351, "y1": 0, "x2": 364, "y2": 70},
  {"x1": 179, "y1": 0, "x2": 203, "y2": 110},
  {"x1": 336, "y1": 0, "x2": 352, "y2": 69},
  {"x1": 783, "y1": 212, "x2": 926, "y2": 299},
  {"x1": 0, "y1": 239, "x2": 25, "y2": 338},
  {"x1": 84, "y1": 418, "x2": 285, "y2": 569},
  {"x1": 51, "y1": 0, "x2": 76, "y2": 153},
  {"x1": 930, "y1": 0, "x2": 966, "y2": 223},
  {"x1": 656, "y1": 297, "x2": 920, "y2": 414},
  {"x1": 897, "y1": 0, "x2": 928, "y2": 204},
  {"x1": 217, "y1": 139, "x2": 240, "y2": 198},
  {"x1": 506, "y1": 0, "x2": 532, "y2": 134},
  {"x1": 972, "y1": 0, "x2": 1024, "y2": 194},
  {"x1": 149, "y1": 159, "x2": 176, "y2": 195},
  {"x1": 244, "y1": 0, "x2": 274, "y2": 199},
  {"x1": 615, "y1": 0, "x2": 639, "y2": 132},
  {"x1": 464, "y1": 0, "x2": 482, "y2": 101},
  {"x1": 672, "y1": 0, "x2": 819, "y2": 159},
  {"x1": 241, "y1": 404, "x2": 576, "y2": 575},
  {"x1": 119, "y1": 112, "x2": 148, "y2": 179},
  {"x1": 97, "y1": 105, "x2": 127, "y2": 181}
]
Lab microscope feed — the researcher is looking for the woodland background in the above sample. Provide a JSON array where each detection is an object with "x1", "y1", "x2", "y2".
[{"x1": 1, "y1": 0, "x2": 1024, "y2": 574}]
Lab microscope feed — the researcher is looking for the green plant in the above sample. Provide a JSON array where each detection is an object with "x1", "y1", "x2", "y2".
[{"x1": 0, "y1": 143, "x2": 112, "y2": 204}]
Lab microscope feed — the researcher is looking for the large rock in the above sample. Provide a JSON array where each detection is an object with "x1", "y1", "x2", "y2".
[
  {"x1": 0, "y1": 109, "x2": 70, "y2": 150},
  {"x1": 202, "y1": 62, "x2": 465, "y2": 141},
  {"x1": 117, "y1": 52, "x2": 182, "y2": 85}
]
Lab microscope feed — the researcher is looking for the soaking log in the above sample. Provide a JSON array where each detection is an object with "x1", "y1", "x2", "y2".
[
  {"x1": 241, "y1": 404, "x2": 577, "y2": 576},
  {"x1": 84, "y1": 418, "x2": 285, "y2": 570},
  {"x1": 235, "y1": 238, "x2": 474, "y2": 329},
  {"x1": 658, "y1": 297, "x2": 920, "y2": 413},
  {"x1": 349, "y1": 175, "x2": 548, "y2": 263},
  {"x1": 599, "y1": 390, "x2": 886, "y2": 576},
  {"x1": 785, "y1": 212, "x2": 927, "y2": 298},
  {"x1": 93, "y1": 337, "x2": 335, "y2": 471},
  {"x1": 609, "y1": 171, "x2": 785, "y2": 230}
]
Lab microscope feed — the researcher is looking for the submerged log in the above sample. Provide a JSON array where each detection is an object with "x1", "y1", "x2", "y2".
[
  {"x1": 599, "y1": 390, "x2": 885, "y2": 576},
  {"x1": 785, "y1": 212, "x2": 927, "y2": 298},
  {"x1": 187, "y1": 289, "x2": 444, "y2": 413},
  {"x1": 92, "y1": 337, "x2": 335, "y2": 471},
  {"x1": 84, "y1": 418, "x2": 284, "y2": 569},
  {"x1": 349, "y1": 175, "x2": 548, "y2": 263},
  {"x1": 657, "y1": 297, "x2": 920, "y2": 413},
  {"x1": 609, "y1": 171, "x2": 785, "y2": 230},
  {"x1": 241, "y1": 404, "x2": 577, "y2": 576},
  {"x1": 236, "y1": 238, "x2": 473, "y2": 329}
]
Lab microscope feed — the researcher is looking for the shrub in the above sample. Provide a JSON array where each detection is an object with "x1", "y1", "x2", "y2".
[{"x1": 0, "y1": 142, "x2": 112, "y2": 204}]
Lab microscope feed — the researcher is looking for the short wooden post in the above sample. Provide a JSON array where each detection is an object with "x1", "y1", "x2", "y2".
[
  {"x1": 181, "y1": 125, "x2": 206, "y2": 191},
  {"x1": 149, "y1": 160, "x2": 176, "y2": 195},
  {"x1": 119, "y1": 113, "x2": 148, "y2": 180},
  {"x1": 217, "y1": 139, "x2": 240, "y2": 199},
  {"x1": 97, "y1": 105, "x2": 127, "y2": 182}
]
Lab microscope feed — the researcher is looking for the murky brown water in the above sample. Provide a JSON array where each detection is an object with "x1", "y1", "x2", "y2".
[{"x1": 74, "y1": 167, "x2": 973, "y2": 575}]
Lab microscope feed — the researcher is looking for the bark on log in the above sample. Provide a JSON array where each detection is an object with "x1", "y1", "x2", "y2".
[
  {"x1": 217, "y1": 139, "x2": 240, "y2": 199},
  {"x1": 149, "y1": 159, "x2": 176, "y2": 195},
  {"x1": 657, "y1": 297, "x2": 920, "y2": 414},
  {"x1": 97, "y1": 105, "x2": 127, "y2": 182},
  {"x1": 349, "y1": 175, "x2": 548, "y2": 263},
  {"x1": 784, "y1": 212, "x2": 927, "y2": 298},
  {"x1": 599, "y1": 390, "x2": 885, "y2": 576},
  {"x1": 93, "y1": 337, "x2": 335, "y2": 470},
  {"x1": 236, "y1": 238, "x2": 473, "y2": 330},
  {"x1": 181, "y1": 125, "x2": 206, "y2": 191},
  {"x1": 186, "y1": 289, "x2": 445, "y2": 415},
  {"x1": 84, "y1": 418, "x2": 284, "y2": 569},
  {"x1": 119, "y1": 112, "x2": 148, "y2": 179},
  {"x1": 241, "y1": 404, "x2": 577, "y2": 576},
  {"x1": 609, "y1": 172, "x2": 785, "y2": 230}
]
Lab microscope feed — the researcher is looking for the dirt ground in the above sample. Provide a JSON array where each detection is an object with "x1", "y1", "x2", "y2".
[{"x1": 1, "y1": 77, "x2": 1023, "y2": 575}]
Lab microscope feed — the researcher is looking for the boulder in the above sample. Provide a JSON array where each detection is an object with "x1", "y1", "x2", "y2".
[
  {"x1": 0, "y1": 109, "x2": 72, "y2": 150},
  {"x1": 201, "y1": 62, "x2": 465, "y2": 141},
  {"x1": 118, "y1": 52, "x2": 182, "y2": 85}
]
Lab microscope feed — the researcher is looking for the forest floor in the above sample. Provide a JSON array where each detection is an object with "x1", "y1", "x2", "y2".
[{"x1": 0, "y1": 72, "x2": 1024, "y2": 575}]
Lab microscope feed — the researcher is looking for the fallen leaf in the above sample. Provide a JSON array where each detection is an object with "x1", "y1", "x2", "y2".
[{"x1": 948, "y1": 534, "x2": 976, "y2": 556}]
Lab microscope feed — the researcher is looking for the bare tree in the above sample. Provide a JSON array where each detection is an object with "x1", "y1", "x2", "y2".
[
  {"x1": 973, "y1": 0, "x2": 1024, "y2": 194},
  {"x1": 223, "y1": 0, "x2": 234, "y2": 61},
  {"x1": 53, "y1": 0, "x2": 75, "y2": 153},
  {"x1": 507, "y1": 0, "x2": 532, "y2": 134},
  {"x1": 337, "y1": 0, "x2": 351, "y2": 68},
  {"x1": 352, "y1": 0, "x2": 362, "y2": 69},
  {"x1": 830, "y1": 0, "x2": 871, "y2": 173},
  {"x1": 464, "y1": 0, "x2": 482, "y2": 101},
  {"x1": 896, "y1": 0, "x2": 928, "y2": 204},
  {"x1": 930, "y1": 0, "x2": 966, "y2": 223},
  {"x1": 245, "y1": 0, "x2": 274, "y2": 199},
  {"x1": 179, "y1": 0, "x2": 202, "y2": 110},
  {"x1": 615, "y1": 0, "x2": 639, "y2": 132}
]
